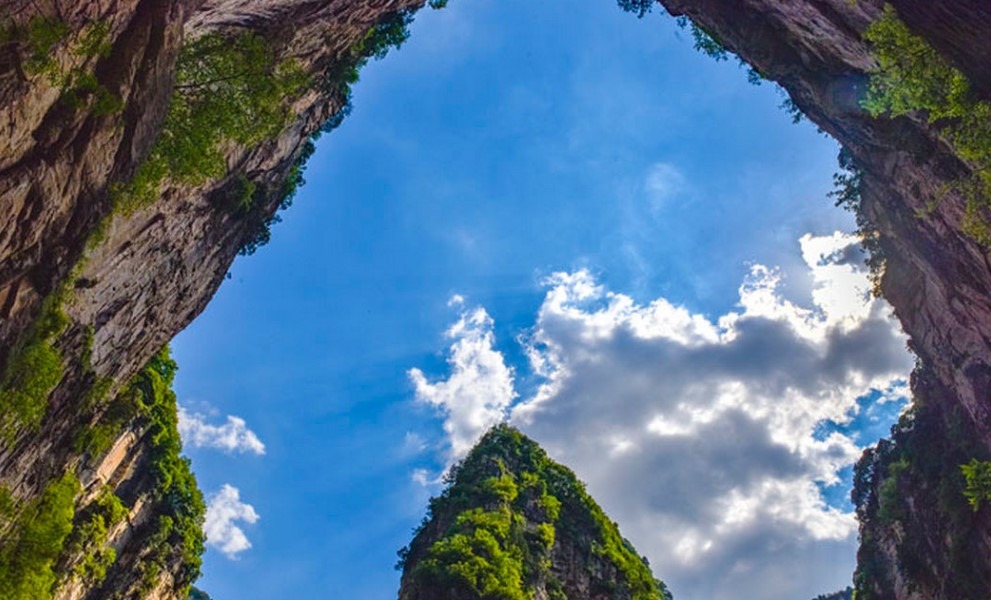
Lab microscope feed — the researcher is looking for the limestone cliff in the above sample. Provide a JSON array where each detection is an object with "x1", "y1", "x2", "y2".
[
  {"x1": 396, "y1": 425, "x2": 673, "y2": 600},
  {"x1": 1, "y1": 0, "x2": 991, "y2": 598},
  {"x1": 0, "y1": 0, "x2": 422, "y2": 597}
]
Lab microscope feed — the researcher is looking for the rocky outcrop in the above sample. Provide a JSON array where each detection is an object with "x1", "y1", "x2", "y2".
[{"x1": 397, "y1": 425, "x2": 672, "y2": 600}]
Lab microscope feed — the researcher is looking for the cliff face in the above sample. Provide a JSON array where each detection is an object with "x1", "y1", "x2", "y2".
[
  {"x1": 397, "y1": 426, "x2": 672, "y2": 600},
  {"x1": 2, "y1": 0, "x2": 991, "y2": 598},
  {"x1": 0, "y1": 0, "x2": 421, "y2": 597}
]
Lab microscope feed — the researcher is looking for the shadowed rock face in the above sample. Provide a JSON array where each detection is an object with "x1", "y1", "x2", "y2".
[
  {"x1": 0, "y1": 1, "x2": 422, "y2": 597},
  {"x1": 1, "y1": 0, "x2": 991, "y2": 597}
]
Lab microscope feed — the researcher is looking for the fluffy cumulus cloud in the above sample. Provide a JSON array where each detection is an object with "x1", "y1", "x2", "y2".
[
  {"x1": 205, "y1": 484, "x2": 260, "y2": 559},
  {"x1": 411, "y1": 233, "x2": 913, "y2": 600},
  {"x1": 409, "y1": 302, "x2": 517, "y2": 460},
  {"x1": 178, "y1": 406, "x2": 266, "y2": 455}
]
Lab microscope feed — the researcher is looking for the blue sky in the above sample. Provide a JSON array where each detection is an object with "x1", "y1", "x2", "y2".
[{"x1": 171, "y1": 1, "x2": 913, "y2": 599}]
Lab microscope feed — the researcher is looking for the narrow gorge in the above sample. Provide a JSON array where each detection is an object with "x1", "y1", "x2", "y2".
[{"x1": 1, "y1": 0, "x2": 990, "y2": 598}]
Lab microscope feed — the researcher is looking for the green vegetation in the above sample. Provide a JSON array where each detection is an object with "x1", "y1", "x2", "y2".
[
  {"x1": 1, "y1": 17, "x2": 120, "y2": 115},
  {"x1": 0, "y1": 485, "x2": 15, "y2": 520},
  {"x1": 61, "y1": 487, "x2": 128, "y2": 586},
  {"x1": 1, "y1": 16, "x2": 71, "y2": 81},
  {"x1": 812, "y1": 588, "x2": 852, "y2": 600},
  {"x1": 0, "y1": 280, "x2": 72, "y2": 441},
  {"x1": 960, "y1": 459, "x2": 991, "y2": 511},
  {"x1": 79, "y1": 327, "x2": 115, "y2": 414},
  {"x1": 0, "y1": 473, "x2": 80, "y2": 599},
  {"x1": 402, "y1": 425, "x2": 668, "y2": 600},
  {"x1": 74, "y1": 369, "x2": 142, "y2": 457},
  {"x1": 616, "y1": 0, "x2": 656, "y2": 18},
  {"x1": 226, "y1": 137, "x2": 317, "y2": 256},
  {"x1": 126, "y1": 348, "x2": 206, "y2": 597},
  {"x1": 852, "y1": 366, "x2": 989, "y2": 599},
  {"x1": 617, "y1": 2, "x2": 807, "y2": 123},
  {"x1": 320, "y1": 7, "x2": 416, "y2": 133},
  {"x1": 114, "y1": 30, "x2": 307, "y2": 212},
  {"x1": 322, "y1": 8, "x2": 415, "y2": 100},
  {"x1": 189, "y1": 587, "x2": 213, "y2": 600},
  {"x1": 0, "y1": 343, "x2": 201, "y2": 598},
  {"x1": 626, "y1": 3, "x2": 765, "y2": 85},
  {"x1": 72, "y1": 348, "x2": 205, "y2": 595},
  {"x1": 116, "y1": 8, "x2": 418, "y2": 254},
  {"x1": 863, "y1": 5, "x2": 991, "y2": 244}
]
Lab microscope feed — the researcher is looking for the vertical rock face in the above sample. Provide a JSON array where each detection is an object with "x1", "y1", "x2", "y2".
[
  {"x1": 397, "y1": 425, "x2": 672, "y2": 600},
  {"x1": 1, "y1": 0, "x2": 421, "y2": 598}
]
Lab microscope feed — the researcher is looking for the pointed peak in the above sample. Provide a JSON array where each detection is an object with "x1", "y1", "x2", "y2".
[{"x1": 399, "y1": 425, "x2": 672, "y2": 600}]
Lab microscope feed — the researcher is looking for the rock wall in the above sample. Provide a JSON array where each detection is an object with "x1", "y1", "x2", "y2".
[{"x1": 0, "y1": 0, "x2": 421, "y2": 597}]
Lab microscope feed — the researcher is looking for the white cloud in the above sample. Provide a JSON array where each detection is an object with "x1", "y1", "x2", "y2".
[
  {"x1": 178, "y1": 406, "x2": 266, "y2": 455},
  {"x1": 205, "y1": 484, "x2": 260, "y2": 559},
  {"x1": 409, "y1": 302, "x2": 517, "y2": 460},
  {"x1": 413, "y1": 232, "x2": 912, "y2": 600}
]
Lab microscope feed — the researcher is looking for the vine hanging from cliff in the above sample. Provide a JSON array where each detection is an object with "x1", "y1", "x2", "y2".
[{"x1": 0, "y1": 15, "x2": 121, "y2": 113}]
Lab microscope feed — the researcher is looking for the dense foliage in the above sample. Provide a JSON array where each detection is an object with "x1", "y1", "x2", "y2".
[
  {"x1": 615, "y1": 0, "x2": 656, "y2": 19},
  {"x1": 230, "y1": 137, "x2": 317, "y2": 256},
  {"x1": 320, "y1": 8, "x2": 415, "y2": 120},
  {"x1": 0, "y1": 278, "x2": 72, "y2": 442},
  {"x1": 73, "y1": 348, "x2": 205, "y2": 595},
  {"x1": 0, "y1": 473, "x2": 80, "y2": 599},
  {"x1": 223, "y1": 7, "x2": 420, "y2": 256},
  {"x1": 0, "y1": 16, "x2": 71, "y2": 79},
  {"x1": 61, "y1": 487, "x2": 128, "y2": 586},
  {"x1": 402, "y1": 425, "x2": 670, "y2": 600},
  {"x1": 863, "y1": 5, "x2": 991, "y2": 244},
  {"x1": 123, "y1": 348, "x2": 206, "y2": 596},
  {"x1": 189, "y1": 586, "x2": 213, "y2": 600},
  {"x1": 228, "y1": 7, "x2": 419, "y2": 255}
]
